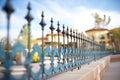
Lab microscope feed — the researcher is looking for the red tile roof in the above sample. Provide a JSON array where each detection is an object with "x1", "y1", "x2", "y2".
[{"x1": 86, "y1": 26, "x2": 109, "y2": 32}]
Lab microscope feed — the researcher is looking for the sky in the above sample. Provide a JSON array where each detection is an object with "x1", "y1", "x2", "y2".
[{"x1": 0, "y1": 0, "x2": 120, "y2": 41}]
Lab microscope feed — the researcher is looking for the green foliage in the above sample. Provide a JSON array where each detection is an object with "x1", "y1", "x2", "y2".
[
  {"x1": 17, "y1": 24, "x2": 32, "y2": 48},
  {"x1": 0, "y1": 37, "x2": 12, "y2": 50},
  {"x1": 110, "y1": 27, "x2": 120, "y2": 40},
  {"x1": 93, "y1": 12, "x2": 111, "y2": 27}
]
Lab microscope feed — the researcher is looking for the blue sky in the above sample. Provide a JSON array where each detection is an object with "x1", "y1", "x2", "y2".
[{"x1": 0, "y1": 0, "x2": 120, "y2": 41}]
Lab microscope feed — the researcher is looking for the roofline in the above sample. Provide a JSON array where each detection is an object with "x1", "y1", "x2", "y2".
[{"x1": 86, "y1": 28, "x2": 109, "y2": 32}]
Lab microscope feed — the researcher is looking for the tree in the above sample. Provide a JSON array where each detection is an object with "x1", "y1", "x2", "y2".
[
  {"x1": 110, "y1": 27, "x2": 120, "y2": 40},
  {"x1": 93, "y1": 12, "x2": 111, "y2": 27},
  {"x1": 17, "y1": 24, "x2": 32, "y2": 48},
  {"x1": 110, "y1": 27, "x2": 120, "y2": 52},
  {"x1": 0, "y1": 37, "x2": 12, "y2": 50}
]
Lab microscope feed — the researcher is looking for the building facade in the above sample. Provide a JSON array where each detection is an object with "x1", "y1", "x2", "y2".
[{"x1": 86, "y1": 27, "x2": 111, "y2": 48}]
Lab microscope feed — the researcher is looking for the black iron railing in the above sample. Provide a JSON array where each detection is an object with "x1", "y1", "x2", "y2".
[{"x1": 0, "y1": 0, "x2": 110, "y2": 80}]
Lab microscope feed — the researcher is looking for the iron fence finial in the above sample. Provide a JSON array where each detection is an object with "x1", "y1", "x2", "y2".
[
  {"x1": 49, "y1": 17, "x2": 55, "y2": 31},
  {"x1": 56, "y1": 21, "x2": 61, "y2": 33},
  {"x1": 25, "y1": 2, "x2": 33, "y2": 23},
  {"x1": 3, "y1": 0, "x2": 14, "y2": 18},
  {"x1": 40, "y1": 11, "x2": 46, "y2": 30}
]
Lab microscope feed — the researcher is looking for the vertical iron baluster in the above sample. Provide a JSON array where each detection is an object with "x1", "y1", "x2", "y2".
[
  {"x1": 70, "y1": 29, "x2": 73, "y2": 69},
  {"x1": 3, "y1": 0, "x2": 14, "y2": 79},
  {"x1": 25, "y1": 2, "x2": 33, "y2": 80},
  {"x1": 78, "y1": 33, "x2": 81, "y2": 69},
  {"x1": 39, "y1": 11, "x2": 46, "y2": 80},
  {"x1": 72, "y1": 30, "x2": 75, "y2": 66},
  {"x1": 73, "y1": 30, "x2": 75, "y2": 48},
  {"x1": 87, "y1": 37, "x2": 90, "y2": 62},
  {"x1": 49, "y1": 17, "x2": 55, "y2": 75},
  {"x1": 78, "y1": 33, "x2": 80, "y2": 59},
  {"x1": 83, "y1": 35, "x2": 86, "y2": 63},
  {"x1": 91, "y1": 38, "x2": 93, "y2": 60},
  {"x1": 81, "y1": 33, "x2": 84, "y2": 64},
  {"x1": 93, "y1": 41, "x2": 95, "y2": 60},
  {"x1": 78, "y1": 33, "x2": 80, "y2": 54},
  {"x1": 66, "y1": 27, "x2": 69, "y2": 63},
  {"x1": 66, "y1": 27, "x2": 69, "y2": 46},
  {"x1": 84, "y1": 35, "x2": 86, "y2": 63},
  {"x1": 25, "y1": 2, "x2": 33, "y2": 58},
  {"x1": 85, "y1": 36, "x2": 87, "y2": 63},
  {"x1": 76, "y1": 31, "x2": 78, "y2": 49},
  {"x1": 90, "y1": 38, "x2": 92, "y2": 60},
  {"x1": 3, "y1": 0, "x2": 14, "y2": 62},
  {"x1": 89, "y1": 38, "x2": 91, "y2": 60},
  {"x1": 89, "y1": 38, "x2": 92, "y2": 61},
  {"x1": 92, "y1": 38, "x2": 94, "y2": 60},
  {"x1": 70, "y1": 29, "x2": 72, "y2": 46},
  {"x1": 74, "y1": 30, "x2": 77, "y2": 66},
  {"x1": 80, "y1": 33, "x2": 82, "y2": 64},
  {"x1": 79, "y1": 33, "x2": 82, "y2": 68},
  {"x1": 76, "y1": 30, "x2": 79, "y2": 60},
  {"x1": 86, "y1": 37, "x2": 89, "y2": 63},
  {"x1": 56, "y1": 21, "x2": 61, "y2": 72},
  {"x1": 80, "y1": 33, "x2": 82, "y2": 63},
  {"x1": 62, "y1": 25, "x2": 65, "y2": 65},
  {"x1": 76, "y1": 31, "x2": 78, "y2": 62},
  {"x1": 94, "y1": 41, "x2": 96, "y2": 61}
]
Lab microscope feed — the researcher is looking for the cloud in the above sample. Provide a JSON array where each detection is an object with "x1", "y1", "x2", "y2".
[
  {"x1": 0, "y1": 10, "x2": 6, "y2": 28},
  {"x1": 32, "y1": 1, "x2": 120, "y2": 34},
  {"x1": 66, "y1": 7, "x2": 120, "y2": 31},
  {"x1": 0, "y1": 0, "x2": 120, "y2": 40},
  {"x1": 0, "y1": 9, "x2": 26, "y2": 40}
]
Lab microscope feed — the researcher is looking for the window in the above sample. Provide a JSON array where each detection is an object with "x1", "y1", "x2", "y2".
[{"x1": 99, "y1": 34, "x2": 105, "y2": 39}]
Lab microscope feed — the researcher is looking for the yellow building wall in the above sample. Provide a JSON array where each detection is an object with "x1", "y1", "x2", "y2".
[{"x1": 86, "y1": 30, "x2": 111, "y2": 47}]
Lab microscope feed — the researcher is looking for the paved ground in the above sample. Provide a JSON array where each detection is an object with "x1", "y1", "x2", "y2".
[{"x1": 102, "y1": 62, "x2": 120, "y2": 80}]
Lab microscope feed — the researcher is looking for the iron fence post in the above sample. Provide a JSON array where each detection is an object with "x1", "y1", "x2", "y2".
[
  {"x1": 76, "y1": 31, "x2": 78, "y2": 49},
  {"x1": 3, "y1": 0, "x2": 14, "y2": 65},
  {"x1": 80, "y1": 33, "x2": 82, "y2": 64},
  {"x1": 3, "y1": 0, "x2": 14, "y2": 80},
  {"x1": 56, "y1": 21, "x2": 61, "y2": 72},
  {"x1": 72, "y1": 30, "x2": 75, "y2": 67},
  {"x1": 49, "y1": 17, "x2": 55, "y2": 75},
  {"x1": 75, "y1": 31, "x2": 78, "y2": 68},
  {"x1": 25, "y1": 2, "x2": 33, "y2": 59},
  {"x1": 77, "y1": 33, "x2": 80, "y2": 69},
  {"x1": 39, "y1": 11, "x2": 46, "y2": 80},
  {"x1": 25, "y1": 2, "x2": 33, "y2": 80},
  {"x1": 66, "y1": 27, "x2": 69, "y2": 63},
  {"x1": 73, "y1": 30, "x2": 75, "y2": 48},
  {"x1": 70, "y1": 29, "x2": 73, "y2": 69},
  {"x1": 62, "y1": 25, "x2": 65, "y2": 65}
]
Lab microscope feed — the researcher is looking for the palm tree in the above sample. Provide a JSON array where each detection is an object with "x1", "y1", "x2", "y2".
[{"x1": 93, "y1": 12, "x2": 111, "y2": 27}]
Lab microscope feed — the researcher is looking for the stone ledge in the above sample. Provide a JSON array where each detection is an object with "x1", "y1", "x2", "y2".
[
  {"x1": 48, "y1": 56, "x2": 110, "y2": 80},
  {"x1": 0, "y1": 56, "x2": 111, "y2": 80},
  {"x1": 110, "y1": 55, "x2": 120, "y2": 62}
]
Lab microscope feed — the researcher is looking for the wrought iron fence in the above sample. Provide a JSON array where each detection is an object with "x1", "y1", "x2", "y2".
[{"x1": 0, "y1": 0, "x2": 110, "y2": 80}]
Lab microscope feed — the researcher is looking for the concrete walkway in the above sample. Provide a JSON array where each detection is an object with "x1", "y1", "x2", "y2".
[{"x1": 102, "y1": 62, "x2": 120, "y2": 80}]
